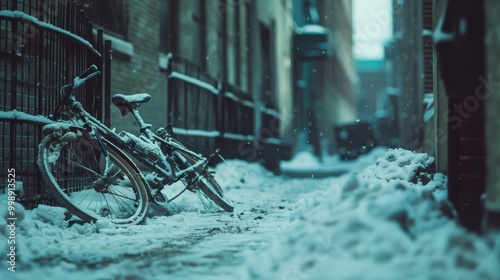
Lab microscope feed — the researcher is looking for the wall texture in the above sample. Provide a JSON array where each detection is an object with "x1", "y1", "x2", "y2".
[{"x1": 485, "y1": 0, "x2": 500, "y2": 215}]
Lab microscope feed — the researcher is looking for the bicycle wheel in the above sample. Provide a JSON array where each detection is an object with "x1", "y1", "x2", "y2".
[
  {"x1": 37, "y1": 130, "x2": 150, "y2": 225},
  {"x1": 171, "y1": 141, "x2": 234, "y2": 212}
]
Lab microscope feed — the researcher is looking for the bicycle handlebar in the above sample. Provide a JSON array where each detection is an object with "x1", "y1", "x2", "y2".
[
  {"x1": 73, "y1": 65, "x2": 100, "y2": 89},
  {"x1": 79, "y1": 65, "x2": 99, "y2": 79}
]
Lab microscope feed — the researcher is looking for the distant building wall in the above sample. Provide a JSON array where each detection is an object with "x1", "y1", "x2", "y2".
[
  {"x1": 251, "y1": 0, "x2": 293, "y2": 142},
  {"x1": 318, "y1": 0, "x2": 357, "y2": 138},
  {"x1": 355, "y1": 59, "x2": 387, "y2": 119},
  {"x1": 390, "y1": 0, "x2": 425, "y2": 151},
  {"x1": 293, "y1": 0, "x2": 356, "y2": 156}
]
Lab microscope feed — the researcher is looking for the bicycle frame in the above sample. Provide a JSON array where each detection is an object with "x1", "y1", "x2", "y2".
[
  {"x1": 37, "y1": 65, "x2": 233, "y2": 225},
  {"x1": 51, "y1": 81, "x2": 208, "y2": 201}
]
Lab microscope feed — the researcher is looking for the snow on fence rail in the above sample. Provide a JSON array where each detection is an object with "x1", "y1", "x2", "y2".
[
  {"x1": 169, "y1": 71, "x2": 220, "y2": 95},
  {"x1": 0, "y1": 10, "x2": 101, "y2": 58},
  {"x1": 0, "y1": 110, "x2": 53, "y2": 125}
]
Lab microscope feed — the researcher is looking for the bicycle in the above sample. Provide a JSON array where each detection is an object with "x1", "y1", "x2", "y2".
[{"x1": 36, "y1": 65, "x2": 234, "y2": 226}]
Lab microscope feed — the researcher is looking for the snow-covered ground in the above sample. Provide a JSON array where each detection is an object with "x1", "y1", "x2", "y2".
[{"x1": 1, "y1": 148, "x2": 499, "y2": 280}]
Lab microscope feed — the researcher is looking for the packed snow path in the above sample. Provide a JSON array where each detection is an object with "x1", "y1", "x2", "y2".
[{"x1": 1, "y1": 148, "x2": 499, "y2": 280}]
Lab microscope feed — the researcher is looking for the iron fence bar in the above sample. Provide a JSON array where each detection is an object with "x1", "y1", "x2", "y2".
[
  {"x1": 9, "y1": 8, "x2": 18, "y2": 174},
  {"x1": 165, "y1": 53, "x2": 282, "y2": 161},
  {"x1": 166, "y1": 53, "x2": 173, "y2": 125},
  {"x1": 184, "y1": 75, "x2": 188, "y2": 130},
  {"x1": 104, "y1": 39, "x2": 111, "y2": 127},
  {"x1": 0, "y1": 0, "x2": 105, "y2": 207}
]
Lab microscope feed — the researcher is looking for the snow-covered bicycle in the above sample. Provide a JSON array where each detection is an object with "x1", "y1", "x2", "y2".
[{"x1": 37, "y1": 65, "x2": 233, "y2": 226}]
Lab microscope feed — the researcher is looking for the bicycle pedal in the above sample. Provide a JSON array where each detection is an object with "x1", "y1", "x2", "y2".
[
  {"x1": 186, "y1": 180, "x2": 198, "y2": 192},
  {"x1": 153, "y1": 192, "x2": 168, "y2": 204},
  {"x1": 209, "y1": 150, "x2": 227, "y2": 166},
  {"x1": 205, "y1": 170, "x2": 216, "y2": 178}
]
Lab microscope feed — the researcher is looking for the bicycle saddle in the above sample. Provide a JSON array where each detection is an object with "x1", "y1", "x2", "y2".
[{"x1": 112, "y1": 93, "x2": 151, "y2": 116}]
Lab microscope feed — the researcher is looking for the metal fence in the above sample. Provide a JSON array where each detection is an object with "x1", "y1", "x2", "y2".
[
  {"x1": 0, "y1": 0, "x2": 111, "y2": 208},
  {"x1": 166, "y1": 54, "x2": 221, "y2": 155},
  {"x1": 165, "y1": 53, "x2": 287, "y2": 172}
]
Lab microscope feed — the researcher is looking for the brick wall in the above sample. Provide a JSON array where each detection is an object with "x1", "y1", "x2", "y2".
[
  {"x1": 107, "y1": 0, "x2": 166, "y2": 135},
  {"x1": 104, "y1": 0, "x2": 294, "y2": 156}
]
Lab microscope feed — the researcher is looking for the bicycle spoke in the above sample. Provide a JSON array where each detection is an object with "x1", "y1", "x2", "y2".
[
  {"x1": 57, "y1": 155, "x2": 104, "y2": 179},
  {"x1": 108, "y1": 189, "x2": 136, "y2": 217},
  {"x1": 108, "y1": 187, "x2": 138, "y2": 202},
  {"x1": 100, "y1": 193, "x2": 119, "y2": 218},
  {"x1": 170, "y1": 144, "x2": 233, "y2": 212},
  {"x1": 73, "y1": 188, "x2": 95, "y2": 207}
]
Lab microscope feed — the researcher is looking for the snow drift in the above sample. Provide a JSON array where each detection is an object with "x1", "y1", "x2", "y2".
[{"x1": 246, "y1": 149, "x2": 500, "y2": 280}]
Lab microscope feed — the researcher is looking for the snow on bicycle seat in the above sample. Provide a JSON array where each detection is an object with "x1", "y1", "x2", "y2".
[{"x1": 112, "y1": 93, "x2": 151, "y2": 116}]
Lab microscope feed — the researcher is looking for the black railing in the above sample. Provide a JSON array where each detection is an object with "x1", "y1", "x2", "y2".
[
  {"x1": 166, "y1": 54, "x2": 221, "y2": 155},
  {"x1": 0, "y1": 0, "x2": 111, "y2": 208},
  {"x1": 165, "y1": 53, "x2": 287, "y2": 171},
  {"x1": 223, "y1": 84, "x2": 254, "y2": 137}
]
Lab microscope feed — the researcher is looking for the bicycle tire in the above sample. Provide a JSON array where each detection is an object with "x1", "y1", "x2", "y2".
[
  {"x1": 37, "y1": 130, "x2": 150, "y2": 226},
  {"x1": 171, "y1": 140, "x2": 234, "y2": 212}
]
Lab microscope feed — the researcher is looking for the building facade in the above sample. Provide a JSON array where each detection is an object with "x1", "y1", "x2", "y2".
[
  {"x1": 292, "y1": 0, "x2": 356, "y2": 157},
  {"x1": 1, "y1": 0, "x2": 356, "y2": 192},
  {"x1": 387, "y1": 0, "x2": 426, "y2": 151},
  {"x1": 83, "y1": 0, "x2": 295, "y2": 166},
  {"x1": 387, "y1": 0, "x2": 500, "y2": 234},
  {"x1": 86, "y1": 0, "x2": 356, "y2": 162}
]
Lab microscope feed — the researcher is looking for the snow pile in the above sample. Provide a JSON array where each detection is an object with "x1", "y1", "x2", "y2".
[
  {"x1": 0, "y1": 194, "x2": 96, "y2": 271},
  {"x1": 246, "y1": 149, "x2": 500, "y2": 280},
  {"x1": 2, "y1": 148, "x2": 498, "y2": 279},
  {"x1": 281, "y1": 151, "x2": 322, "y2": 169},
  {"x1": 215, "y1": 159, "x2": 275, "y2": 186},
  {"x1": 280, "y1": 147, "x2": 389, "y2": 178},
  {"x1": 358, "y1": 148, "x2": 434, "y2": 182},
  {"x1": 33, "y1": 205, "x2": 67, "y2": 227}
]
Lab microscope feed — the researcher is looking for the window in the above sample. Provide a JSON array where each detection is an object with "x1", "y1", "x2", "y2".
[
  {"x1": 219, "y1": 0, "x2": 228, "y2": 80},
  {"x1": 260, "y1": 23, "x2": 274, "y2": 105},
  {"x1": 192, "y1": 0, "x2": 206, "y2": 69},
  {"x1": 245, "y1": 2, "x2": 253, "y2": 92},
  {"x1": 234, "y1": 1, "x2": 241, "y2": 86},
  {"x1": 159, "y1": 0, "x2": 177, "y2": 54},
  {"x1": 80, "y1": 0, "x2": 129, "y2": 39}
]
